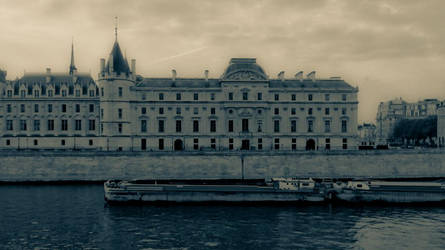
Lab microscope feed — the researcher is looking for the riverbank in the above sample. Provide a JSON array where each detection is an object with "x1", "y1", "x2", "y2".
[{"x1": 1, "y1": 149, "x2": 445, "y2": 182}]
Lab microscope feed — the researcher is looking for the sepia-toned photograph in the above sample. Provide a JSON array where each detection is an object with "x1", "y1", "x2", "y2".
[{"x1": 0, "y1": 0, "x2": 444, "y2": 249}]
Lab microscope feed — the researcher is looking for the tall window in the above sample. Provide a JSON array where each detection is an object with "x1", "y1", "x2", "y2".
[
  {"x1": 308, "y1": 108, "x2": 313, "y2": 115},
  {"x1": 118, "y1": 108, "x2": 122, "y2": 119},
  {"x1": 20, "y1": 120, "x2": 27, "y2": 131},
  {"x1": 325, "y1": 108, "x2": 330, "y2": 115},
  {"x1": 6, "y1": 120, "x2": 13, "y2": 131},
  {"x1": 325, "y1": 94, "x2": 330, "y2": 101},
  {"x1": 342, "y1": 108, "x2": 347, "y2": 115},
  {"x1": 228, "y1": 92, "x2": 233, "y2": 100},
  {"x1": 307, "y1": 120, "x2": 313, "y2": 133},
  {"x1": 291, "y1": 120, "x2": 297, "y2": 133},
  {"x1": 141, "y1": 107, "x2": 147, "y2": 114},
  {"x1": 343, "y1": 138, "x2": 348, "y2": 149},
  {"x1": 326, "y1": 138, "x2": 331, "y2": 150},
  {"x1": 228, "y1": 120, "x2": 234, "y2": 132},
  {"x1": 118, "y1": 87, "x2": 123, "y2": 97},
  {"x1": 34, "y1": 104, "x2": 39, "y2": 113},
  {"x1": 48, "y1": 90, "x2": 54, "y2": 97},
  {"x1": 210, "y1": 120, "x2": 216, "y2": 133},
  {"x1": 159, "y1": 138, "x2": 164, "y2": 150},
  {"x1": 325, "y1": 120, "x2": 331, "y2": 133},
  {"x1": 6, "y1": 104, "x2": 11, "y2": 113},
  {"x1": 210, "y1": 93, "x2": 215, "y2": 100},
  {"x1": 257, "y1": 138, "x2": 263, "y2": 150},
  {"x1": 193, "y1": 107, "x2": 198, "y2": 115},
  {"x1": 33, "y1": 120, "x2": 40, "y2": 131},
  {"x1": 291, "y1": 108, "x2": 296, "y2": 115},
  {"x1": 274, "y1": 120, "x2": 280, "y2": 133},
  {"x1": 20, "y1": 104, "x2": 25, "y2": 113},
  {"x1": 229, "y1": 138, "x2": 234, "y2": 150},
  {"x1": 47, "y1": 120, "x2": 54, "y2": 131},
  {"x1": 274, "y1": 94, "x2": 279, "y2": 101},
  {"x1": 61, "y1": 120, "x2": 68, "y2": 131},
  {"x1": 100, "y1": 88, "x2": 104, "y2": 97},
  {"x1": 118, "y1": 123, "x2": 122, "y2": 133},
  {"x1": 176, "y1": 120, "x2": 181, "y2": 133},
  {"x1": 274, "y1": 108, "x2": 279, "y2": 115},
  {"x1": 194, "y1": 93, "x2": 199, "y2": 100},
  {"x1": 242, "y1": 119, "x2": 249, "y2": 132},
  {"x1": 210, "y1": 108, "x2": 216, "y2": 115},
  {"x1": 243, "y1": 92, "x2": 248, "y2": 100},
  {"x1": 257, "y1": 92, "x2": 262, "y2": 100},
  {"x1": 176, "y1": 93, "x2": 181, "y2": 100},
  {"x1": 308, "y1": 94, "x2": 313, "y2": 101},
  {"x1": 141, "y1": 120, "x2": 147, "y2": 133},
  {"x1": 89, "y1": 104, "x2": 94, "y2": 113},
  {"x1": 75, "y1": 104, "x2": 80, "y2": 113},
  {"x1": 89, "y1": 90, "x2": 95, "y2": 97},
  {"x1": 62, "y1": 104, "x2": 67, "y2": 113},
  {"x1": 159, "y1": 93, "x2": 164, "y2": 100},
  {"x1": 7, "y1": 90, "x2": 12, "y2": 97},
  {"x1": 62, "y1": 90, "x2": 67, "y2": 97},
  {"x1": 158, "y1": 120, "x2": 165, "y2": 133},
  {"x1": 75, "y1": 89, "x2": 80, "y2": 97},
  {"x1": 20, "y1": 90, "x2": 26, "y2": 97},
  {"x1": 193, "y1": 120, "x2": 199, "y2": 132},
  {"x1": 159, "y1": 107, "x2": 164, "y2": 115},
  {"x1": 257, "y1": 120, "x2": 263, "y2": 132},
  {"x1": 274, "y1": 138, "x2": 280, "y2": 150},
  {"x1": 48, "y1": 104, "x2": 53, "y2": 113},
  {"x1": 89, "y1": 120, "x2": 95, "y2": 131},
  {"x1": 341, "y1": 120, "x2": 347, "y2": 133},
  {"x1": 342, "y1": 94, "x2": 347, "y2": 101},
  {"x1": 292, "y1": 138, "x2": 297, "y2": 150},
  {"x1": 194, "y1": 138, "x2": 199, "y2": 150},
  {"x1": 74, "y1": 120, "x2": 81, "y2": 131},
  {"x1": 291, "y1": 94, "x2": 296, "y2": 101},
  {"x1": 176, "y1": 107, "x2": 181, "y2": 115}
]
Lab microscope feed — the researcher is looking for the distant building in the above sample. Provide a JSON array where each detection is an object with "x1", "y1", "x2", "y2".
[
  {"x1": 437, "y1": 101, "x2": 445, "y2": 147},
  {"x1": 376, "y1": 98, "x2": 439, "y2": 145},
  {"x1": 0, "y1": 34, "x2": 359, "y2": 151},
  {"x1": 357, "y1": 123, "x2": 376, "y2": 148}
]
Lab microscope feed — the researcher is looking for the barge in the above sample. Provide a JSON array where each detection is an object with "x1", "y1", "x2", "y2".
[{"x1": 104, "y1": 178, "x2": 326, "y2": 204}]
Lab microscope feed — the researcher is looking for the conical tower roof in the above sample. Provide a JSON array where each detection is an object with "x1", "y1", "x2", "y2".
[{"x1": 105, "y1": 41, "x2": 130, "y2": 75}]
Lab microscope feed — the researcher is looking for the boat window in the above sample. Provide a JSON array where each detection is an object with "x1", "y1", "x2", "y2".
[
  {"x1": 302, "y1": 183, "x2": 309, "y2": 186},
  {"x1": 357, "y1": 184, "x2": 362, "y2": 188}
]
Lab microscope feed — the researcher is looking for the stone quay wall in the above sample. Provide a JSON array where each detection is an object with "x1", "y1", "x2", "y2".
[{"x1": 0, "y1": 150, "x2": 445, "y2": 182}]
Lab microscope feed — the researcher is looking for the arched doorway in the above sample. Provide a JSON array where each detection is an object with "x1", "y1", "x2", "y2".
[
  {"x1": 174, "y1": 139, "x2": 184, "y2": 151},
  {"x1": 306, "y1": 139, "x2": 316, "y2": 151}
]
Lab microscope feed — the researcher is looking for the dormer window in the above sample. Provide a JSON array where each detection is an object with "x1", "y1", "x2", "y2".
[
  {"x1": 20, "y1": 90, "x2": 26, "y2": 98},
  {"x1": 62, "y1": 90, "x2": 67, "y2": 97},
  {"x1": 118, "y1": 87, "x2": 123, "y2": 97},
  {"x1": 34, "y1": 90, "x2": 39, "y2": 98},
  {"x1": 48, "y1": 90, "x2": 53, "y2": 97},
  {"x1": 75, "y1": 89, "x2": 80, "y2": 97},
  {"x1": 7, "y1": 90, "x2": 12, "y2": 97},
  {"x1": 89, "y1": 90, "x2": 95, "y2": 97},
  {"x1": 243, "y1": 92, "x2": 248, "y2": 101}
]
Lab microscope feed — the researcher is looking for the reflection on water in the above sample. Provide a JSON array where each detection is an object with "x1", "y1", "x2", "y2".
[{"x1": 0, "y1": 185, "x2": 444, "y2": 249}]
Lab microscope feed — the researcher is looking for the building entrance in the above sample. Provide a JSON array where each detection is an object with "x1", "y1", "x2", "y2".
[
  {"x1": 306, "y1": 139, "x2": 316, "y2": 150},
  {"x1": 174, "y1": 139, "x2": 184, "y2": 151},
  {"x1": 241, "y1": 140, "x2": 250, "y2": 150}
]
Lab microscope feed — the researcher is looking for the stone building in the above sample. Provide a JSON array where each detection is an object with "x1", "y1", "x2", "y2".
[
  {"x1": 357, "y1": 123, "x2": 376, "y2": 148},
  {"x1": 0, "y1": 36, "x2": 359, "y2": 151},
  {"x1": 437, "y1": 101, "x2": 445, "y2": 147}
]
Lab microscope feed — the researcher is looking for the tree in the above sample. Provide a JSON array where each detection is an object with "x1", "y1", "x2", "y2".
[{"x1": 390, "y1": 116, "x2": 437, "y2": 146}]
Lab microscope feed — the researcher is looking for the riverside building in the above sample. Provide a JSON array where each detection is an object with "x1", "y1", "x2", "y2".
[{"x1": 0, "y1": 36, "x2": 359, "y2": 151}]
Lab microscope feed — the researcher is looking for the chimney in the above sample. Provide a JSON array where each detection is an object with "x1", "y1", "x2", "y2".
[
  {"x1": 172, "y1": 69, "x2": 176, "y2": 81},
  {"x1": 277, "y1": 71, "x2": 285, "y2": 81},
  {"x1": 204, "y1": 70, "x2": 209, "y2": 81},
  {"x1": 46, "y1": 68, "x2": 51, "y2": 83},
  {"x1": 100, "y1": 58, "x2": 105, "y2": 73},
  {"x1": 295, "y1": 71, "x2": 303, "y2": 81},
  {"x1": 131, "y1": 59, "x2": 136, "y2": 74},
  {"x1": 307, "y1": 71, "x2": 316, "y2": 81}
]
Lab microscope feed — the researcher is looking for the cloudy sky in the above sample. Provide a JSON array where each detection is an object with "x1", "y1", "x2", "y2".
[{"x1": 1, "y1": 0, "x2": 445, "y2": 122}]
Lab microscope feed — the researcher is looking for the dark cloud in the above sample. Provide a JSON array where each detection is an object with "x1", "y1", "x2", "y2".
[{"x1": 1, "y1": 0, "x2": 445, "y2": 122}]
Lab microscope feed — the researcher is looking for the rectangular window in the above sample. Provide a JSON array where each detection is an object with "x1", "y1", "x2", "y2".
[
  {"x1": 75, "y1": 89, "x2": 80, "y2": 97},
  {"x1": 341, "y1": 120, "x2": 347, "y2": 133},
  {"x1": 75, "y1": 120, "x2": 82, "y2": 131},
  {"x1": 325, "y1": 108, "x2": 330, "y2": 115},
  {"x1": 243, "y1": 92, "x2": 248, "y2": 100},
  {"x1": 176, "y1": 93, "x2": 181, "y2": 100},
  {"x1": 33, "y1": 139, "x2": 38, "y2": 146},
  {"x1": 228, "y1": 120, "x2": 234, "y2": 132},
  {"x1": 141, "y1": 107, "x2": 146, "y2": 114},
  {"x1": 228, "y1": 92, "x2": 233, "y2": 100},
  {"x1": 210, "y1": 93, "x2": 215, "y2": 100},
  {"x1": 308, "y1": 120, "x2": 313, "y2": 133},
  {"x1": 176, "y1": 120, "x2": 181, "y2": 133},
  {"x1": 62, "y1": 90, "x2": 67, "y2": 97},
  {"x1": 308, "y1": 94, "x2": 313, "y2": 101},
  {"x1": 62, "y1": 104, "x2": 67, "y2": 113},
  {"x1": 118, "y1": 123, "x2": 122, "y2": 133},
  {"x1": 159, "y1": 93, "x2": 164, "y2": 100},
  {"x1": 7, "y1": 90, "x2": 12, "y2": 97},
  {"x1": 326, "y1": 138, "x2": 331, "y2": 150},
  {"x1": 100, "y1": 109, "x2": 104, "y2": 119},
  {"x1": 211, "y1": 138, "x2": 216, "y2": 149},
  {"x1": 193, "y1": 120, "x2": 199, "y2": 132},
  {"x1": 257, "y1": 92, "x2": 262, "y2": 100},
  {"x1": 274, "y1": 138, "x2": 280, "y2": 150},
  {"x1": 274, "y1": 120, "x2": 280, "y2": 133},
  {"x1": 47, "y1": 120, "x2": 54, "y2": 131},
  {"x1": 325, "y1": 120, "x2": 331, "y2": 133},
  {"x1": 210, "y1": 120, "x2": 216, "y2": 133},
  {"x1": 101, "y1": 88, "x2": 104, "y2": 97},
  {"x1": 89, "y1": 139, "x2": 93, "y2": 146},
  {"x1": 291, "y1": 94, "x2": 296, "y2": 101},
  {"x1": 342, "y1": 108, "x2": 347, "y2": 115},
  {"x1": 257, "y1": 120, "x2": 263, "y2": 132},
  {"x1": 159, "y1": 107, "x2": 164, "y2": 115},
  {"x1": 6, "y1": 120, "x2": 13, "y2": 130},
  {"x1": 291, "y1": 108, "x2": 296, "y2": 115},
  {"x1": 193, "y1": 107, "x2": 198, "y2": 115},
  {"x1": 258, "y1": 138, "x2": 262, "y2": 150},
  {"x1": 242, "y1": 119, "x2": 249, "y2": 132},
  {"x1": 194, "y1": 138, "x2": 199, "y2": 150},
  {"x1": 229, "y1": 138, "x2": 234, "y2": 150},
  {"x1": 118, "y1": 87, "x2": 123, "y2": 97},
  {"x1": 176, "y1": 107, "x2": 181, "y2": 115},
  {"x1": 20, "y1": 120, "x2": 27, "y2": 131},
  {"x1": 20, "y1": 104, "x2": 25, "y2": 113},
  {"x1": 274, "y1": 108, "x2": 279, "y2": 115},
  {"x1": 48, "y1": 104, "x2": 53, "y2": 113},
  {"x1": 141, "y1": 120, "x2": 147, "y2": 133},
  {"x1": 291, "y1": 120, "x2": 297, "y2": 133},
  {"x1": 308, "y1": 108, "x2": 313, "y2": 115},
  {"x1": 325, "y1": 94, "x2": 330, "y2": 101},
  {"x1": 343, "y1": 138, "x2": 348, "y2": 149},
  {"x1": 159, "y1": 139, "x2": 164, "y2": 150},
  {"x1": 34, "y1": 104, "x2": 39, "y2": 113},
  {"x1": 61, "y1": 120, "x2": 68, "y2": 131},
  {"x1": 75, "y1": 104, "x2": 80, "y2": 113},
  {"x1": 34, "y1": 90, "x2": 39, "y2": 97},
  {"x1": 89, "y1": 120, "x2": 95, "y2": 131},
  {"x1": 342, "y1": 94, "x2": 347, "y2": 101},
  {"x1": 89, "y1": 90, "x2": 95, "y2": 97},
  {"x1": 158, "y1": 120, "x2": 165, "y2": 133},
  {"x1": 274, "y1": 94, "x2": 279, "y2": 101},
  {"x1": 292, "y1": 138, "x2": 297, "y2": 150},
  {"x1": 33, "y1": 120, "x2": 40, "y2": 131},
  {"x1": 210, "y1": 108, "x2": 216, "y2": 115},
  {"x1": 6, "y1": 139, "x2": 10, "y2": 145},
  {"x1": 61, "y1": 139, "x2": 65, "y2": 146},
  {"x1": 6, "y1": 104, "x2": 11, "y2": 113},
  {"x1": 118, "y1": 108, "x2": 122, "y2": 119},
  {"x1": 194, "y1": 93, "x2": 198, "y2": 100},
  {"x1": 89, "y1": 104, "x2": 94, "y2": 113}
]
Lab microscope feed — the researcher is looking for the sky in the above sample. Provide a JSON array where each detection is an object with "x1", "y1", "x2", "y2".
[{"x1": 1, "y1": 0, "x2": 445, "y2": 123}]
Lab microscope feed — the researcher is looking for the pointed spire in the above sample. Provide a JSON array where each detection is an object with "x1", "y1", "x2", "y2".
[
  {"x1": 69, "y1": 38, "x2": 77, "y2": 75},
  {"x1": 114, "y1": 16, "x2": 118, "y2": 41}
]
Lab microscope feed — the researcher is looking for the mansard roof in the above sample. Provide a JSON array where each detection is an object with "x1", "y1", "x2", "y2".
[
  {"x1": 221, "y1": 58, "x2": 267, "y2": 81},
  {"x1": 11, "y1": 73, "x2": 96, "y2": 89},
  {"x1": 269, "y1": 79, "x2": 354, "y2": 89},
  {"x1": 136, "y1": 78, "x2": 221, "y2": 88},
  {"x1": 105, "y1": 41, "x2": 130, "y2": 75}
]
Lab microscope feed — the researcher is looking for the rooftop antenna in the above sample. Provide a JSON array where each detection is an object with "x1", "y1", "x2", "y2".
[{"x1": 114, "y1": 16, "x2": 118, "y2": 41}]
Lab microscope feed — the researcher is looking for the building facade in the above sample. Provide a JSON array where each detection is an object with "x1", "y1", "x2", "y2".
[
  {"x1": 357, "y1": 123, "x2": 376, "y2": 148},
  {"x1": 437, "y1": 101, "x2": 445, "y2": 147},
  {"x1": 0, "y1": 37, "x2": 359, "y2": 151},
  {"x1": 376, "y1": 98, "x2": 439, "y2": 145}
]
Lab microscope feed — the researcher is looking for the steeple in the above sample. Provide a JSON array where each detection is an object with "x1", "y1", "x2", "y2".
[
  {"x1": 69, "y1": 40, "x2": 77, "y2": 75},
  {"x1": 104, "y1": 18, "x2": 130, "y2": 75}
]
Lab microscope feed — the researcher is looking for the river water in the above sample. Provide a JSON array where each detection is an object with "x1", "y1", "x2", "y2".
[{"x1": 1, "y1": 184, "x2": 445, "y2": 249}]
